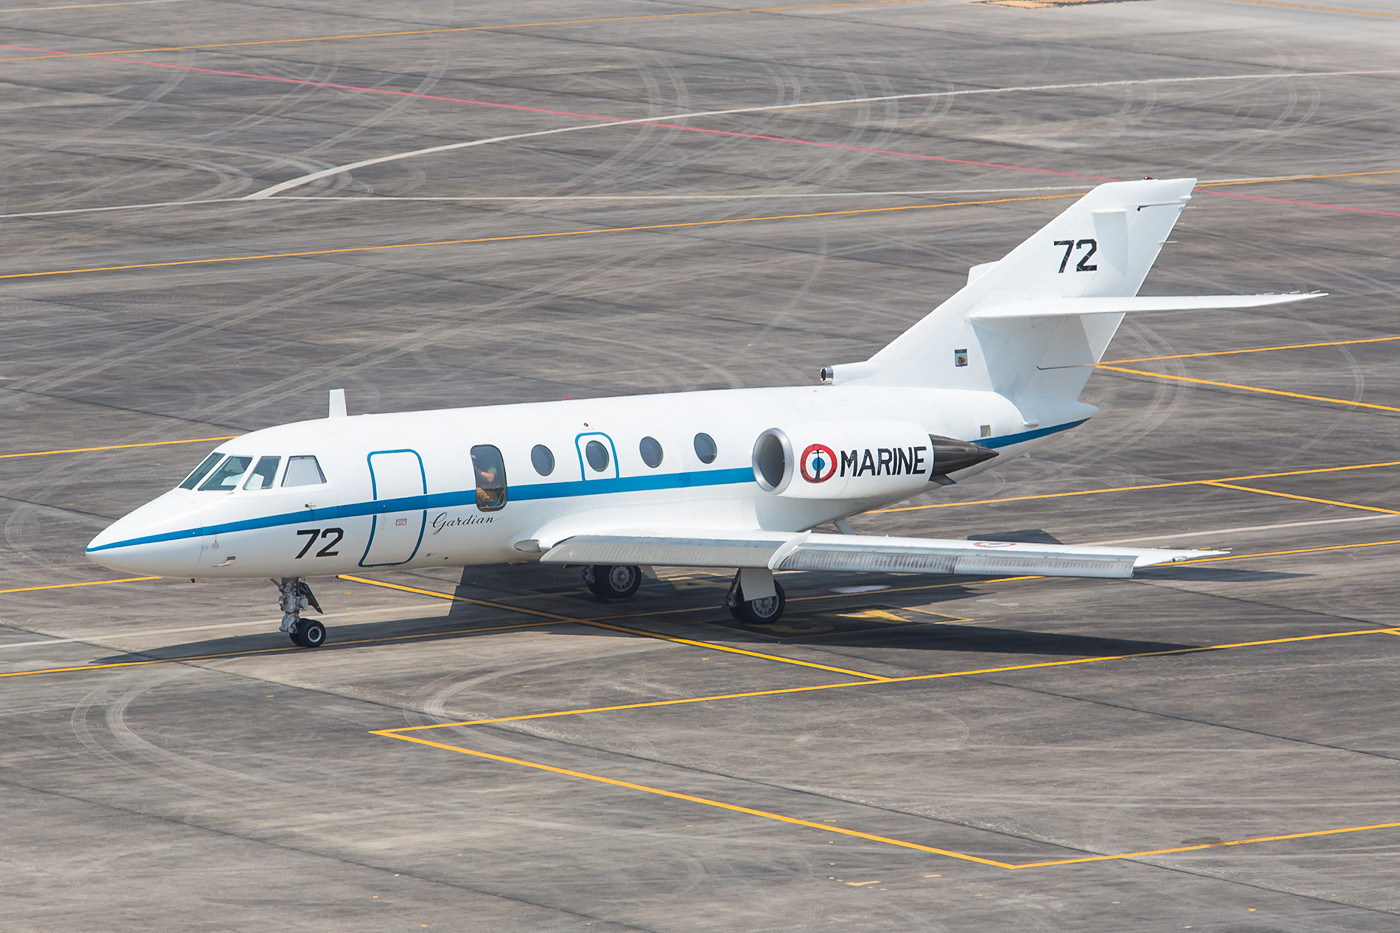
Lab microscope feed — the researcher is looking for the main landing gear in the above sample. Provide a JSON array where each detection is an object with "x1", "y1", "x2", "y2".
[
  {"x1": 582, "y1": 564, "x2": 642, "y2": 600},
  {"x1": 726, "y1": 569, "x2": 787, "y2": 625},
  {"x1": 276, "y1": 577, "x2": 326, "y2": 648},
  {"x1": 580, "y1": 564, "x2": 788, "y2": 625}
]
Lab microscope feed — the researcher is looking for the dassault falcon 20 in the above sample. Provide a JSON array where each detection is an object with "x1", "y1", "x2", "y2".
[{"x1": 87, "y1": 178, "x2": 1319, "y2": 648}]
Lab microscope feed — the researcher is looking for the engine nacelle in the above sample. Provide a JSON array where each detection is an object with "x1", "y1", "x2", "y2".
[{"x1": 751, "y1": 420, "x2": 935, "y2": 500}]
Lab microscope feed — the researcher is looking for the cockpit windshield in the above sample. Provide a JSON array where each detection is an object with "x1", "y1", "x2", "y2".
[
  {"x1": 243, "y1": 456, "x2": 281, "y2": 490},
  {"x1": 199, "y1": 455, "x2": 253, "y2": 491},
  {"x1": 178, "y1": 452, "x2": 224, "y2": 490}
]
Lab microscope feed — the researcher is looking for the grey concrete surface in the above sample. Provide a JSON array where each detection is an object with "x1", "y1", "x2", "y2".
[{"x1": 2, "y1": 0, "x2": 1399, "y2": 929}]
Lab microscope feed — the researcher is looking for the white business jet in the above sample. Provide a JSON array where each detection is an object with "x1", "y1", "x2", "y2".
[{"x1": 87, "y1": 178, "x2": 1317, "y2": 647}]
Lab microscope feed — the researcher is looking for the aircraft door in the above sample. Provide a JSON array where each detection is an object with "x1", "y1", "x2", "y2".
[
  {"x1": 575, "y1": 432, "x2": 619, "y2": 480},
  {"x1": 360, "y1": 449, "x2": 427, "y2": 567}
]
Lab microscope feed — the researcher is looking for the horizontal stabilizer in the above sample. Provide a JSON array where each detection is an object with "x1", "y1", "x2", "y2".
[
  {"x1": 539, "y1": 530, "x2": 1223, "y2": 580},
  {"x1": 967, "y1": 292, "x2": 1324, "y2": 321}
]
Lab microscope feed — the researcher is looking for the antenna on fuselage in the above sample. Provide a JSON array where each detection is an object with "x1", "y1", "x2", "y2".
[{"x1": 328, "y1": 388, "x2": 347, "y2": 418}]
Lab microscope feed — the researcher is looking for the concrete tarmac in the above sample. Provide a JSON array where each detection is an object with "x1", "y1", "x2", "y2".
[{"x1": 2, "y1": 1, "x2": 1399, "y2": 929}]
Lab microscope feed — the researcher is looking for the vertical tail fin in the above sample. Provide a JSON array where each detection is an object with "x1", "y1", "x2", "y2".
[{"x1": 826, "y1": 178, "x2": 1197, "y2": 404}]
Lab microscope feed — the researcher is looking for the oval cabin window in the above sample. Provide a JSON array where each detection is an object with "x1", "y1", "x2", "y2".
[
  {"x1": 639, "y1": 436, "x2": 663, "y2": 469},
  {"x1": 585, "y1": 439, "x2": 610, "y2": 473},
  {"x1": 531, "y1": 444, "x2": 555, "y2": 476},
  {"x1": 693, "y1": 433, "x2": 717, "y2": 464}
]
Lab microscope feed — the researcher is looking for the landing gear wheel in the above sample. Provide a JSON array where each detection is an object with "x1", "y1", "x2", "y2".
[
  {"x1": 729, "y1": 580, "x2": 786, "y2": 625},
  {"x1": 293, "y1": 618, "x2": 327, "y2": 649},
  {"x1": 583, "y1": 564, "x2": 642, "y2": 600}
]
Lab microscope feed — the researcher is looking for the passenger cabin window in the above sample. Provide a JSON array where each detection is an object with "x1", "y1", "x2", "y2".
[
  {"x1": 281, "y1": 455, "x2": 326, "y2": 487},
  {"x1": 693, "y1": 433, "x2": 717, "y2": 464},
  {"x1": 471, "y1": 444, "x2": 508, "y2": 512},
  {"x1": 199, "y1": 455, "x2": 253, "y2": 491},
  {"x1": 585, "y1": 440, "x2": 610, "y2": 473},
  {"x1": 639, "y1": 436, "x2": 663, "y2": 469},
  {"x1": 243, "y1": 456, "x2": 281, "y2": 490},
  {"x1": 531, "y1": 444, "x2": 555, "y2": 476},
  {"x1": 179, "y1": 452, "x2": 224, "y2": 490}
]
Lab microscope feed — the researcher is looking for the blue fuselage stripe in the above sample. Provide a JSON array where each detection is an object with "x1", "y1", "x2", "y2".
[{"x1": 87, "y1": 421, "x2": 1085, "y2": 553}]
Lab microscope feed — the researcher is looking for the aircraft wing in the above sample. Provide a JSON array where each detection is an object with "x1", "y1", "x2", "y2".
[{"x1": 537, "y1": 530, "x2": 1223, "y2": 579}]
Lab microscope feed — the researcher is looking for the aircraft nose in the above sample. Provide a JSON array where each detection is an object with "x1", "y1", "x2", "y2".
[{"x1": 86, "y1": 490, "x2": 204, "y2": 576}]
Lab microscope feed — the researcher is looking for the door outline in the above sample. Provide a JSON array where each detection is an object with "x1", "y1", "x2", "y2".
[
  {"x1": 575, "y1": 432, "x2": 619, "y2": 480},
  {"x1": 359, "y1": 448, "x2": 427, "y2": 567}
]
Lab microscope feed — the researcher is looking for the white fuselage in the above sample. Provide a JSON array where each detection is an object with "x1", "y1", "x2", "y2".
[{"x1": 86, "y1": 384, "x2": 1093, "y2": 580}]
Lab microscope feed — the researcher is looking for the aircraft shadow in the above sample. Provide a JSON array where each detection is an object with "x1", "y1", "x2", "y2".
[{"x1": 92, "y1": 564, "x2": 1228, "y2": 664}]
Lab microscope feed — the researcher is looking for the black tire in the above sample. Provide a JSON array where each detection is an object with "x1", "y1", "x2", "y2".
[
  {"x1": 585, "y1": 564, "x2": 642, "y2": 600},
  {"x1": 294, "y1": 618, "x2": 327, "y2": 649},
  {"x1": 733, "y1": 580, "x2": 786, "y2": 625}
]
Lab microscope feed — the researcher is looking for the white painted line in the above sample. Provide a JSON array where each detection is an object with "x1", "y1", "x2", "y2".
[
  {"x1": 0, "y1": 600, "x2": 451, "y2": 650},
  {"x1": 245, "y1": 69, "x2": 1400, "y2": 199},
  {"x1": 1087, "y1": 513, "x2": 1392, "y2": 547}
]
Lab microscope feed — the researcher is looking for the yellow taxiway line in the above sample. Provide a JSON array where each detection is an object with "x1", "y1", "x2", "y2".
[
  {"x1": 0, "y1": 2, "x2": 926, "y2": 63},
  {"x1": 1225, "y1": 0, "x2": 1400, "y2": 17},
  {"x1": 1203, "y1": 481, "x2": 1400, "y2": 516},
  {"x1": 0, "y1": 194, "x2": 1076, "y2": 282},
  {"x1": 1102, "y1": 334, "x2": 1400, "y2": 365},
  {"x1": 0, "y1": 576, "x2": 159, "y2": 595},
  {"x1": 1094, "y1": 365, "x2": 1400, "y2": 414},
  {"x1": 0, "y1": 436, "x2": 237, "y2": 459},
  {"x1": 372, "y1": 729, "x2": 1017, "y2": 867},
  {"x1": 878, "y1": 457, "x2": 1400, "y2": 513}
]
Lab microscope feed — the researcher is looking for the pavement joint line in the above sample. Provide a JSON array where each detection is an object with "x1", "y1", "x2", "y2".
[
  {"x1": 0, "y1": 195, "x2": 1076, "y2": 282},
  {"x1": 877, "y1": 458, "x2": 1400, "y2": 513},
  {"x1": 1101, "y1": 334, "x2": 1400, "y2": 365},
  {"x1": 0, "y1": 1, "x2": 927, "y2": 62},
  {"x1": 0, "y1": 436, "x2": 238, "y2": 459},
  {"x1": 1094, "y1": 365, "x2": 1400, "y2": 413},
  {"x1": 1202, "y1": 481, "x2": 1400, "y2": 516},
  {"x1": 369, "y1": 728, "x2": 1400, "y2": 870}
]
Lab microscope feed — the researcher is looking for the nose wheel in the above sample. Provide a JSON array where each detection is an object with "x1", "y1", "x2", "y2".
[{"x1": 276, "y1": 578, "x2": 326, "y2": 649}]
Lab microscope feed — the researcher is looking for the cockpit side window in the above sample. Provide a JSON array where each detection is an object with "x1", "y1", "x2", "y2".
[
  {"x1": 282, "y1": 455, "x2": 327, "y2": 487},
  {"x1": 198, "y1": 455, "x2": 253, "y2": 491},
  {"x1": 179, "y1": 452, "x2": 224, "y2": 490},
  {"x1": 470, "y1": 444, "x2": 508, "y2": 512},
  {"x1": 243, "y1": 456, "x2": 281, "y2": 490}
]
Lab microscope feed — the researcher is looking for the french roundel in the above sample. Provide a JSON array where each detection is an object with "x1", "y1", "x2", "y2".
[{"x1": 799, "y1": 443, "x2": 837, "y2": 483}]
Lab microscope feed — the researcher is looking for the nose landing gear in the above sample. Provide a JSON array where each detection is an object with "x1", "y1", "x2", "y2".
[{"x1": 276, "y1": 578, "x2": 326, "y2": 648}]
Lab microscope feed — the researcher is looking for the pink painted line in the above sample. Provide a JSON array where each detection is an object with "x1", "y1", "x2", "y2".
[
  {"x1": 5, "y1": 42, "x2": 1397, "y2": 217},
  {"x1": 1198, "y1": 188, "x2": 1400, "y2": 218},
  {"x1": 0, "y1": 42, "x2": 1112, "y2": 183}
]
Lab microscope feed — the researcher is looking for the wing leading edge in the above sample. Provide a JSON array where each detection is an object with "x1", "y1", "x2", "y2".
[{"x1": 538, "y1": 531, "x2": 1223, "y2": 580}]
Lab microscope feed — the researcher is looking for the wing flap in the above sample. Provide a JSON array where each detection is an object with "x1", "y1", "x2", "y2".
[
  {"x1": 539, "y1": 532, "x2": 789, "y2": 569},
  {"x1": 538, "y1": 530, "x2": 1221, "y2": 579}
]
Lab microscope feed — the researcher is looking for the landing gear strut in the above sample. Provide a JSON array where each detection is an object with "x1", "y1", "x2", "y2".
[
  {"x1": 726, "y1": 570, "x2": 786, "y2": 625},
  {"x1": 583, "y1": 564, "x2": 642, "y2": 600},
  {"x1": 276, "y1": 578, "x2": 326, "y2": 648}
]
